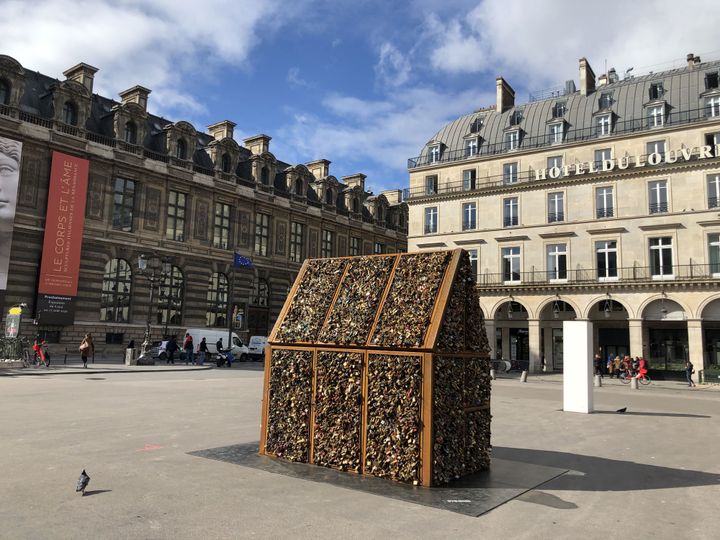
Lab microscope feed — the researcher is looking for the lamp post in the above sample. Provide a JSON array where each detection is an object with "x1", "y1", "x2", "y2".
[{"x1": 136, "y1": 254, "x2": 172, "y2": 363}]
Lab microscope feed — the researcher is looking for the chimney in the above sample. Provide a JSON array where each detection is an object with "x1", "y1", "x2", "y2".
[
  {"x1": 495, "y1": 77, "x2": 515, "y2": 113},
  {"x1": 207, "y1": 120, "x2": 236, "y2": 141},
  {"x1": 608, "y1": 68, "x2": 618, "y2": 84},
  {"x1": 243, "y1": 134, "x2": 271, "y2": 155},
  {"x1": 342, "y1": 173, "x2": 366, "y2": 192},
  {"x1": 565, "y1": 79, "x2": 577, "y2": 94},
  {"x1": 63, "y1": 62, "x2": 99, "y2": 94},
  {"x1": 380, "y1": 189, "x2": 402, "y2": 205},
  {"x1": 306, "y1": 159, "x2": 331, "y2": 180},
  {"x1": 579, "y1": 57, "x2": 596, "y2": 96},
  {"x1": 597, "y1": 74, "x2": 608, "y2": 87},
  {"x1": 118, "y1": 85, "x2": 151, "y2": 112}
]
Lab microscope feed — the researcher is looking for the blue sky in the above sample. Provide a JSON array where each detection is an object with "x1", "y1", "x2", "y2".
[{"x1": 3, "y1": 0, "x2": 720, "y2": 193}]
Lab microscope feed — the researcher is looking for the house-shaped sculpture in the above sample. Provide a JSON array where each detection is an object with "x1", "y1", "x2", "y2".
[{"x1": 259, "y1": 249, "x2": 491, "y2": 486}]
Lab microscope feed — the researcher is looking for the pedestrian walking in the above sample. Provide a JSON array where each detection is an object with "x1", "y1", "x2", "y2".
[
  {"x1": 183, "y1": 333, "x2": 194, "y2": 365},
  {"x1": 79, "y1": 334, "x2": 94, "y2": 369},
  {"x1": 593, "y1": 349, "x2": 604, "y2": 378},
  {"x1": 166, "y1": 336, "x2": 178, "y2": 365},
  {"x1": 197, "y1": 337, "x2": 208, "y2": 366},
  {"x1": 613, "y1": 355, "x2": 622, "y2": 378},
  {"x1": 685, "y1": 360, "x2": 696, "y2": 387}
]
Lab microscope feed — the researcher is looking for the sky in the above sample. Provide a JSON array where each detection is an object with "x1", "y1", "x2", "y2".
[{"x1": 3, "y1": 0, "x2": 720, "y2": 194}]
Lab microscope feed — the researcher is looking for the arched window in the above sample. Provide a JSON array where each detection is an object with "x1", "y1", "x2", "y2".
[
  {"x1": 377, "y1": 205, "x2": 384, "y2": 222},
  {"x1": 125, "y1": 121, "x2": 137, "y2": 144},
  {"x1": 157, "y1": 265, "x2": 184, "y2": 326},
  {"x1": 260, "y1": 166, "x2": 269, "y2": 185},
  {"x1": 100, "y1": 259, "x2": 132, "y2": 322},
  {"x1": 221, "y1": 153, "x2": 231, "y2": 173},
  {"x1": 0, "y1": 79, "x2": 10, "y2": 105},
  {"x1": 252, "y1": 278, "x2": 269, "y2": 307},
  {"x1": 176, "y1": 138, "x2": 187, "y2": 160},
  {"x1": 63, "y1": 101, "x2": 78, "y2": 126},
  {"x1": 352, "y1": 197, "x2": 359, "y2": 214},
  {"x1": 206, "y1": 272, "x2": 229, "y2": 327},
  {"x1": 325, "y1": 189, "x2": 334, "y2": 205},
  {"x1": 294, "y1": 178, "x2": 304, "y2": 196}
]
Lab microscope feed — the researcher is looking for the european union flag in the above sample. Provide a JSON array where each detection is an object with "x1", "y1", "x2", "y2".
[{"x1": 234, "y1": 252, "x2": 254, "y2": 268}]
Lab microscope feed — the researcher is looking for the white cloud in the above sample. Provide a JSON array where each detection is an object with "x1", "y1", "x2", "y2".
[
  {"x1": 273, "y1": 87, "x2": 495, "y2": 192},
  {"x1": 375, "y1": 42, "x2": 411, "y2": 88},
  {"x1": 0, "y1": 0, "x2": 288, "y2": 119},
  {"x1": 425, "y1": 0, "x2": 720, "y2": 88},
  {"x1": 287, "y1": 67, "x2": 312, "y2": 89}
]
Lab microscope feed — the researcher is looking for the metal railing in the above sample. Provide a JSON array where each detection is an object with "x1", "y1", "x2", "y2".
[
  {"x1": 649, "y1": 202, "x2": 669, "y2": 214},
  {"x1": 547, "y1": 212, "x2": 564, "y2": 223},
  {"x1": 408, "y1": 104, "x2": 720, "y2": 169},
  {"x1": 475, "y1": 263, "x2": 719, "y2": 287},
  {"x1": 87, "y1": 131, "x2": 117, "y2": 147},
  {"x1": 503, "y1": 216, "x2": 518, "y2": 227},
  {"x1": 596, "y1": 207, "x2": 614, "y2": 218}
]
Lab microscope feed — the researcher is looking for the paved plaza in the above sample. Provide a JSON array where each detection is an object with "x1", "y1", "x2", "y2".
[{"x1": 1, "y1": 365, "x2": 719, "y2": 539}]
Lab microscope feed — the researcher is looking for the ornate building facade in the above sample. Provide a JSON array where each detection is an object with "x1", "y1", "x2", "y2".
[
  {"x1": 407, "y1": 53, "x2": 720, "y2": 378},
  {"x1": 0, "y1": 55, "x2": 407, "y2": 350}
]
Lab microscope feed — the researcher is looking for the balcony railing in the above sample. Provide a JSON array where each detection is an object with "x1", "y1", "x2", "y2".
[
  {"x1": 547, "y1": 212, "x2": 564, "y2": 223},
  {"x1": 649, "y1": 202, "x2": 669, "y2": 214},
  {"x1": 503, "y1": 216, "x2": 518, "y2": 227},
  {"x1": 596, "y1": 207, "x2": 614, "y2": 218},
  {"x1": 475, "y1": 263, "x2": 719, "y2": 288},
  {"x1": 408, "y1": 104, "x2": 720, "y2": 169}
]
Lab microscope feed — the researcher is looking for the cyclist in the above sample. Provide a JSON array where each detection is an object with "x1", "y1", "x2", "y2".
[
  {"x1": 636, "y1": 356, "x2": 648, "y2": 381},
  {"x1": 32, "y1": 335, "x2": 49, "y2": 368}
]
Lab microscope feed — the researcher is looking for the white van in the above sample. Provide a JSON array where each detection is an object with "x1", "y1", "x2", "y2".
[
  {"x1": 247, "y1": 336, "x2": 267, "y2": 361},
  {"x1": 161, "y1": 329, "x2": 249, "y2": 362}
]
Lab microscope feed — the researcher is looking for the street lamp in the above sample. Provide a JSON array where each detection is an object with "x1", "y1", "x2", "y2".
[{"x1": 136, "y1": 254, "x2": 172, "y2": 363}]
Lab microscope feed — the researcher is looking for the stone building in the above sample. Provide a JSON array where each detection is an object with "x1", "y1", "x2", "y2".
[
  {"x1": 406, "y1": 52, "x2": 720, "y2": 378},
  {"x1": 0, "y1": 55, "x2": 407, "y2": 352}
]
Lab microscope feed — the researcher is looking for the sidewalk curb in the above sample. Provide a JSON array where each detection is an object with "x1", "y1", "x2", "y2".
[{"x1": 0, "y1": 365, "x2": 214, "y2": 376}]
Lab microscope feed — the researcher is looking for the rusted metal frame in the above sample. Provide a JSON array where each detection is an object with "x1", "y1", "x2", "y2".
[
  {"x1": 421, "y1": 351, "x2": 434, "y2": 487},
  {"x1": 365, "y1": 253, "x2": 402, "y2": 345},
  {"x1": 310, "y1": 347, "x2": 365, "y2": 474},
  {"x1": 260, "y1": 344, "x2": 314, "y2": 460},
  {"x1": 309, "y1": 347, "x2": 318, "y2": 464},
  {"x1": 425, "y1": 248, "x2": 463, "y2": 351},
  {"x1": 315, "y1": 261, "x2": 352, "y2": 340},
  {"x1": 268, "y1": 259, "x2": 311, "y2": 343},
  {"x1": 259, "y1": 344, "x2": 273, "y2": 454},
  {"x1": 360, "y1": 349, "x2": 369, "y2": 476}
]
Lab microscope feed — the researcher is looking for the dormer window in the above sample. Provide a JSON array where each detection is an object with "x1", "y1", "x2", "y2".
[
  {"x1": 509, "y1": 110, "x2": 522, "y2": 126},
  {"x1": 505, "y1": 130, "x2": 520, "y2": 150},
  {"x1": 649, "y1": 82, "x2": 664, "y2": 100},
  {"x1": 706, "y1": 96, "x2": 720, "y2": 118},
  {"x1": 260, "y1": 166, "x2": 269, "y2": 185},
  {"x1": 429, "y1": 145, "x2": 441, "y2": 164},
  {"x1": 352, "y1": 197, "x2": 359, "y2": 213},
  {"x1": 221, "y1": 153, "x2": 231, "y2": 174},
  {"x1": 63, "y1": 101, "x2": 78, "y2": 126},
  {"x1": 548, "y1": 122, "x2": 564, "y2": 144},
  {"x1": 294, "y1": 178, "x2": 304, "y2": 196},
  {"x1": 552, "y1": 101, "x2": 566, "y2": 118},
  {"x1": 648, "y1": 104, "x2": 665, "y2": 127},
  {"x1": 325, "y1": 189, "x2": 334, "y2": 205},
  {"x1": 596, "y1": 114, "x2": 612, "y2": 136},
  {"x1": 598, "y1": 92, "x2": 613, "y2": 110},
  {"x1": 470, "y1": 116, "x2": 483, "y2": 133},
  {"x1": 705, "y1": 71, "x2": 719, "y2": 90},
  {"x1": 465, "y1": 137, "x2": 478, "y2": 157},
  {"x1": 176, "y1": 138, "x2": 187, "y2": 159},
  {"x1": 0, "y1": 79, "x2": 9, "y2": 105},
  {"x1": 125, "y1": 121, "x2": 137, "y2": 144}
]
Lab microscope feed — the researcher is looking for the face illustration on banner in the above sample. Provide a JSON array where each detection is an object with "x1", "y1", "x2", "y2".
[
  {"x1": 0, "y1": 137, "x2": 21, "y2": 230},
  {"x1": 0, "y1": 135, "x2": 22, "y2": 291}
]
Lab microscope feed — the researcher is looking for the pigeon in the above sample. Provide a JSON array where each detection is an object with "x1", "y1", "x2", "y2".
[
  {"x1": 76, "y1": 469, "x2": 90, "y2": 495},
  {"x1": 616, "y1": 407, "x2": 627, "y2": 414}
]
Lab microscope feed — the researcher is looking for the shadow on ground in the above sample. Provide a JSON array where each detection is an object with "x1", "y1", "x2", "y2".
[{"x1": 493, "y1": 447, "x2": 720, "y2": 492}]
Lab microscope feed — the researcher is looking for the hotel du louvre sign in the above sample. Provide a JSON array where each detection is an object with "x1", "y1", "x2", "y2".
[{"x1": 534, "y1": 144, "x2": 720, "y2": 181}]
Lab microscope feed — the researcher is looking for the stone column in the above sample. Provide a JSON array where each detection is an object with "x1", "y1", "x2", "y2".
[
  {"x1": 484, "y1": 319, "x2": 496, "y2": 360},
  {"x1": 528, "y1": 319, "x2": 542, "y2": 373},
  {"x1": 563, "y1": 320, "x2": 594, "y2": 413},
  {"x1": 501, "y1": 326, "x2": 510, "y2": 361},
  {"x1": 628, "y1": 318, "x2": 643, "y2": 358},
  {"x1": 543, "y1": 326, "x2": 553, "y2": 371},
  {"x1": 687, "y1": 319, "x2": 704, "y2": 372}
]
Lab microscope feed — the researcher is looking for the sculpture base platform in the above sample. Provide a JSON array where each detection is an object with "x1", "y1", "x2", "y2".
[{"x1": 190, "y1": 442, "x2": 567, "y2": 517}]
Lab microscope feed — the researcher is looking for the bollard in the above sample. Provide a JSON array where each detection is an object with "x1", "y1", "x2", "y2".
[
  {"x1": 699, "y1": 370, "x2": 704, "y2": 385},
  {"x1": 490, "y1": 368, "x2": 496, "y2": 380},
  {"x1": 520, "y1": 370, "x2": 528, "y2": 383},
  {"x1": 630, "y1": 376, "x2": 638, "y2": 390},
  {"x1": 594, "y1": 374, "x2": 602, "y2": 387}
]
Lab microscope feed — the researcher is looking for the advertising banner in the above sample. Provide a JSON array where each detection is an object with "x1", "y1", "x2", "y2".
[
  {"x1": 37, "y1": 151, "x2": 89, "y2": 325},
  {"x1": 0, "y1": 135, "x2": 23, "y2": 292}
]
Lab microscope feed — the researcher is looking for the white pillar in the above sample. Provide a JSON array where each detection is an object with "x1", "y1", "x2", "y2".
[
  {"x1": 687, "y1": 319, "x2": 704, "y2": 371},
  {"x1": 485, "y1": 319, "x2": 496, "y2": 360},
  {"x1": 563, "y1": 320, "x2": 594, "y2": 413},
  {"x1": 629, "y1": 318, "x2": 643, "y2": 358},
  {"x1": 543, "y1": 326, "x2": 553, "y2": 371},
  {"x1": 501, "y1": 326, "x2": 510, "y2": 361},
  {"x1": 528, "y1": 319, "x2": 542, "y2": 373}
]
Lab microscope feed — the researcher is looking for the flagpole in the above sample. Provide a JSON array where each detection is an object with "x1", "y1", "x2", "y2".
[{"x1": 227, "y1": 263, "x2": 234, "y2": 353}]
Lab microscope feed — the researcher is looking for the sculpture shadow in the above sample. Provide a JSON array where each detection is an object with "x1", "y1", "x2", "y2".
[
  {"x1": 82, "y1": 489, "x2": 112, "y2": 497},
  {"x1": 492, "y1": 447, "x2": 720, "y2": 492},
  {"x1": 593, "y1": 410, "x2": 710, "y2": 418}
]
